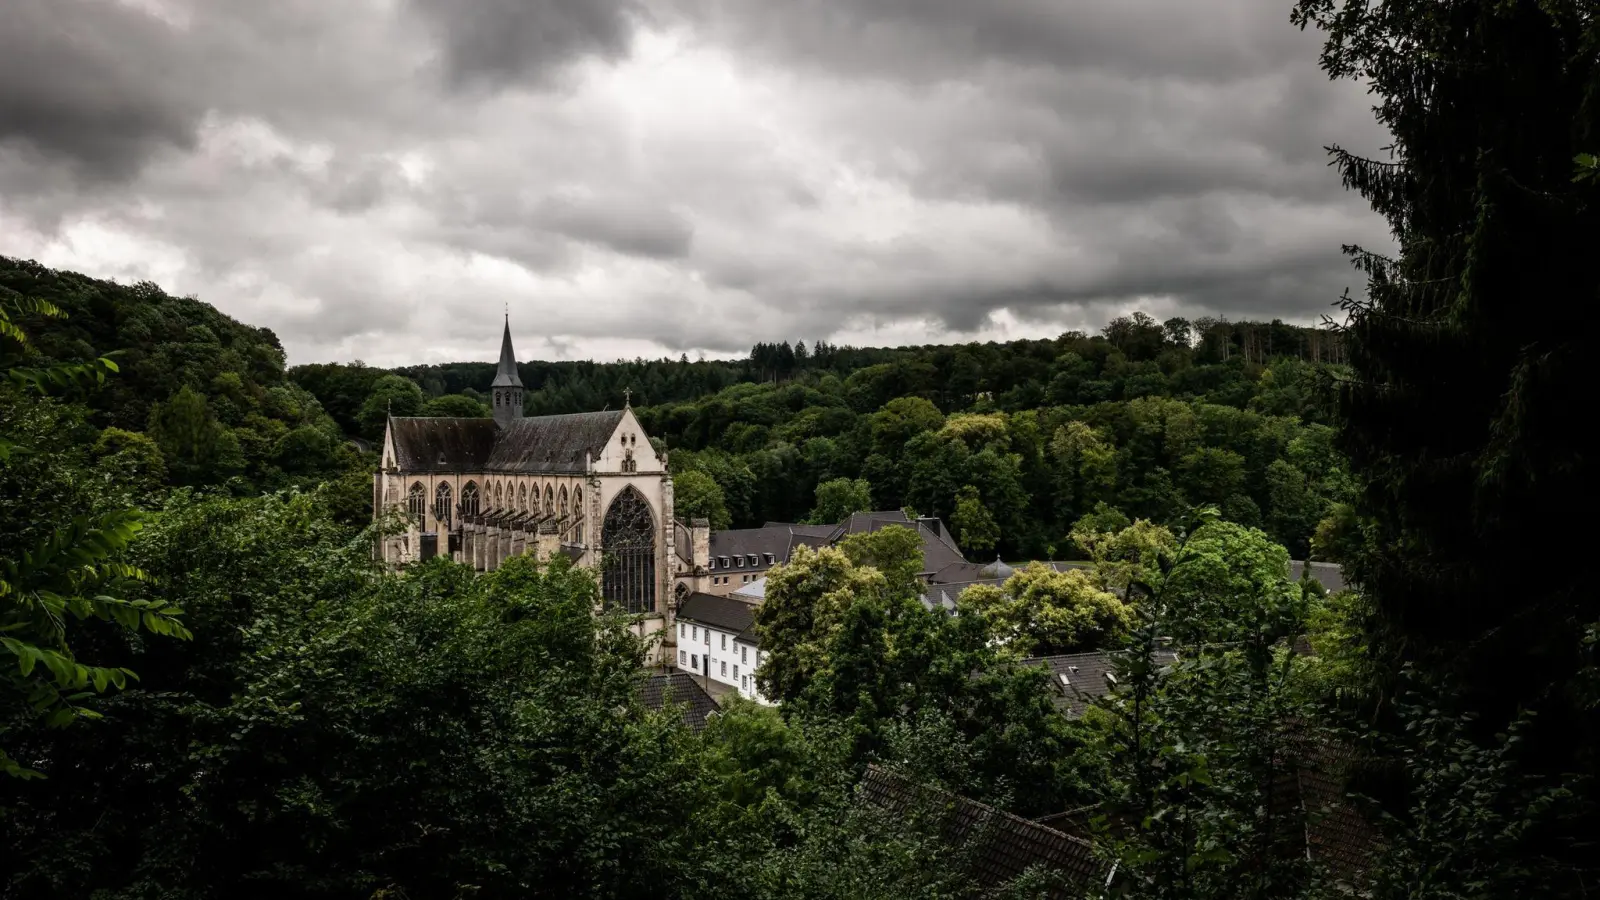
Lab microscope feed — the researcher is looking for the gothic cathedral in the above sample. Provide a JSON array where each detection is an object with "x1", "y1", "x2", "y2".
[{"x1": 374, "y1": 318, "x2": 688, "y2": 639}]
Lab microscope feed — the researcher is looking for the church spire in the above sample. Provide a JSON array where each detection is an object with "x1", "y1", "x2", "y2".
[
  {"x1": 490, "y1": 314, "x2": 524, "y2": 428},
  {"x1": 491, "y1": 314, "x2": 523, "y2": 388}
]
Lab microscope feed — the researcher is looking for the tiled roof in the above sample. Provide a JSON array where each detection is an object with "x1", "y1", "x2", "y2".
[
  {"x1": 1293, "y1": 737, "x2": 1382, "y2": 887},
  {"x1": 676, "y1": 592, "x2": 758, "y2": 637},
  {"x1": 638, "y1": 673, "x2": 719, "y2": 733},
  {"x1": 858, "y1": 766, "x2": 1108, "y2": 897},
  {"x1": 1289, "y1": 560, "x2": 1347, "y2": 594},
  {"x1": 1024, "y1": 650, "x2": 1179, "y2": 718}
]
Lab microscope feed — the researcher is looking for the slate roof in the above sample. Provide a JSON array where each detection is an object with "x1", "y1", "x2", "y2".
[
  {"x1": 1024, "y1": 650, "x2": 1179, "y2": 718},
  {"x1": 638, "y1": 673, "x2": 719, "y2": 733},
  {"x1": 1289, "y1": 560, "x2": 1348, "y2": 594},
  {"x1": 676, "y1": 592, "x2": 759, "y2": 642},
  {"x1": 387, "y1": 417, "x2": 501, "y2": 473},
  {"x1": 857, "y1": 766, "x2": 1108, "y2": 897},
  {"x1": 388, "y1": 410, "x2": 623, "y2": 475},
  {"x1": 485, "y1": 411, "x2": 624, "y2": 473}
]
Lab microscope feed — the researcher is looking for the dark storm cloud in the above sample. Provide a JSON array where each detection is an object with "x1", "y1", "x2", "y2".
[
  {"x1": 664, "y1": 0, "x2": 1312, "y2": 85},
  {"x1": 0, "y1": 0, "x2": 1391, "y2": 365},
  {"x1": 0, "y1": 0, "x2": 199, "y2": 181},
  {"x1": 408, "y1": 0, "x2": 641, "y2": 88}
]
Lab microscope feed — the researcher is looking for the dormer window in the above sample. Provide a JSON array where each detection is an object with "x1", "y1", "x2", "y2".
[
  {"x1": 734, "y1": 555, "x2": 744, "y2": 567},
  {"x1": 764, "y1": 553, "x2": 775, "y2": 566},
  {"x1": 720, "y1": 557, "x2": 730, "y2": 568}
]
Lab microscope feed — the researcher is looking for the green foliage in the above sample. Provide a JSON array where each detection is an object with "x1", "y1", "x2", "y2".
[
  {"x1": 836, "y1": 524, "x2": 925, "y2": 600},
  {"x1": 1289, "y1": 0, "x2": 1600, "y2": 890},
  {"x1": 674, "y1": 468, "x2": 733, "y2": 530},
  {"x1": 1, "y1": 492, "x2": 707, "y2": 896},
  {"x1": 807, "y1": 476, "x2": 872, "y2": 525},
  {"x1": 0, "y1": 511, "x2": 190, "y2": 779},
  {"x1": 357, "y1": 373, "x2": 425, "y2": 438},
  {"x1": 949, "y1": 484, "x2": 1000, "y2": 556},
  {"x1": 419, "y1": 392, "x2": 490, "y2": 418},
  {"x1": 961, "y1": 563, "x2": 1132, "y2": 657}
]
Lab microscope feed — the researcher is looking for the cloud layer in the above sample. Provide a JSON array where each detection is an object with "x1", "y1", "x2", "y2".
[{"x1": 0, "y1": 0, "x2": 1392, "y2": 366}]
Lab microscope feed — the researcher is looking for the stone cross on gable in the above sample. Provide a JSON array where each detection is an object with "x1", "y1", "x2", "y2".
[{"x1": 623, "y1": 387, "x2": 632, "y2": 407}]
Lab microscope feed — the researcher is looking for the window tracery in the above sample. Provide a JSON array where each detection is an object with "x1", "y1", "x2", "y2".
[
  {"x1": 434, "y1": 482, "x2": 452, "y2": 529},
  {"x1": 601, "y1": 486, "x2": 655, "y2": 615}
]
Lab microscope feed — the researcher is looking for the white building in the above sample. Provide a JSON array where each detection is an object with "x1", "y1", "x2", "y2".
[{"x1": 673, "y1": 592, "x2": 770, "y2": 704}]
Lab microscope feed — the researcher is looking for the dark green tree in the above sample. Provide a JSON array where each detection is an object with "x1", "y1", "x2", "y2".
[{"x1": 1294, "y1": 0, "x2": 1600, "y2": 890}]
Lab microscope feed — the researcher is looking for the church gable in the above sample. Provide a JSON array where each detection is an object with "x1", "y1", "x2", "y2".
[{"x1": 593, "y1": 407, "x2": 660, "y2": 474}]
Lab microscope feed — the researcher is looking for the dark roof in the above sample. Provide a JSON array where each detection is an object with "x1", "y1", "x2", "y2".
[
  {"x1": 710, "y1": 526, "x2": 797, "y2": 564},
  {"x1": 638, "y1": 673, "x2": 719, "y2": 733},
  {"x1": 676, "y1": 592, "x2": 758, "y2": 639},
  {"x1": 826, "y1": 512, "x2": 967, "y2": 575},
  {"x1": 387, "y1": 410, "x2": 623, "y2": 475},
  {"x1": 764, "y1": 522, "x2": 837, "y2": 538},
  {"x1": 492, "y1": 318, "x2": 523, "y2": 388},
  {"x1": 1289, "y1": 560, "x2": 1347, "y2": 594},
  {"x1": 1293, "y1": 738, "x2": 1383, "y2": 886},
  {"x1": 484, "y1": 410, "x2": 624, "y2": 473},
  {"x1": 929, "y1": 561, "x2": 988, "y2": 584},
  {"x1": 1025, "y1": 650, "x2": 1179, "y2": 718},
  {"x1": 388, "y1": 417, "x2": 501, "y2": 473},
  {"x1": 858, "y1": 766, "x2": 1107, "y2": 897},
  {"x1": 710, "y1": 525, "x2": 835, "y2": 571}
]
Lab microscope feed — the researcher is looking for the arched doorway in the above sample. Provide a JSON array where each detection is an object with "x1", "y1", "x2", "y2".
[{"x1": 601, "y1": 486, "x2": 656, "y2": 614}]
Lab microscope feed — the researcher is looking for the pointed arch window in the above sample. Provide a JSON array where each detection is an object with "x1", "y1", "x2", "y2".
[
  {"x1": 559, "y1": 485, "x2": 569, "y2": 518},
  {"x1": 461, "y1": 482, "x2": 481, "y2": 518},
  {"x1": 434, "y1": 482, "x2": 453, "y2": 529},
  {"x1": 519, "y1": 483, "x2": 528, "y2": 512},
  {"x1": 572, "y1": 487, "x2": 585, "y2": 540},
  {"x1": 408, "y1": 482, "x2": 426, "y2": 520},
  {"x1": 493, "y1": 482, "x2": 503, "y2": 510},
  {"x1": 602, "y1": 485, "x2": 656, "y2": 615},
  {"x1": 544, "y1": 484, "x2": 555, "y2": 515}
]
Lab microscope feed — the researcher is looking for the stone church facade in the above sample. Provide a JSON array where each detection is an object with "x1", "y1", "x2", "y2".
[{"x1": 374, "y1": 319, "x2": 712, "y2": 655}]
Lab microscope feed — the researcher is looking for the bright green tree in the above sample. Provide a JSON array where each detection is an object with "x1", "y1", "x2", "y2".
[
  {"x1": 960, "y1": 563, "x2": 1131, "y2": 657},
  {"x1": 674, "y1": 469, "x2": 732, "y2": 530},
  {"x1": 807, "y1": 477, "x2": 871, "y2": 525}
]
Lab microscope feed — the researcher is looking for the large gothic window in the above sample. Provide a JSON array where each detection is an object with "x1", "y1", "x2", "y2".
[
  {"x1": 559, "y1": 485, "x2": 569, "y2": 518},
  {"x1": 519, "y1": 483, "x2": 528, "y2": 512},
  {"x1": 461, "y1": 482, "x2": 480, "y2": 517},
  {"x1": 434, "y1": 482, "x2": 452, "y2": 529},
  {"x1": 544, "y1": 485, "x2": 555, "y2": 515},
  {"x1": 494, "y1": 482, "x2": 503, "y2": 510},
  {"x1": 572, "y1": 487, "x2": 585, "y2": 541},
  {"x1": 602, "y1": 486, "x2": 656, "y2": 615},
  {"x1": 408, "y1": 482, "x2": 426, "y2": 520}
]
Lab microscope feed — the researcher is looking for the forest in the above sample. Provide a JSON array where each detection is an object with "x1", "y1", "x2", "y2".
[
  {"x1": 291, "y1": 310, "x2": 1353, "y2": 560},
  {"x1": 3, "y1": 0, "x2": 1599, "y2": 897}
]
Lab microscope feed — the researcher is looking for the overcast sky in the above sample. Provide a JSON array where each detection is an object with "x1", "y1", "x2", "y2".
[{"x1": 1, "y1": 0, "x2": 1392, "y2": 367}]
